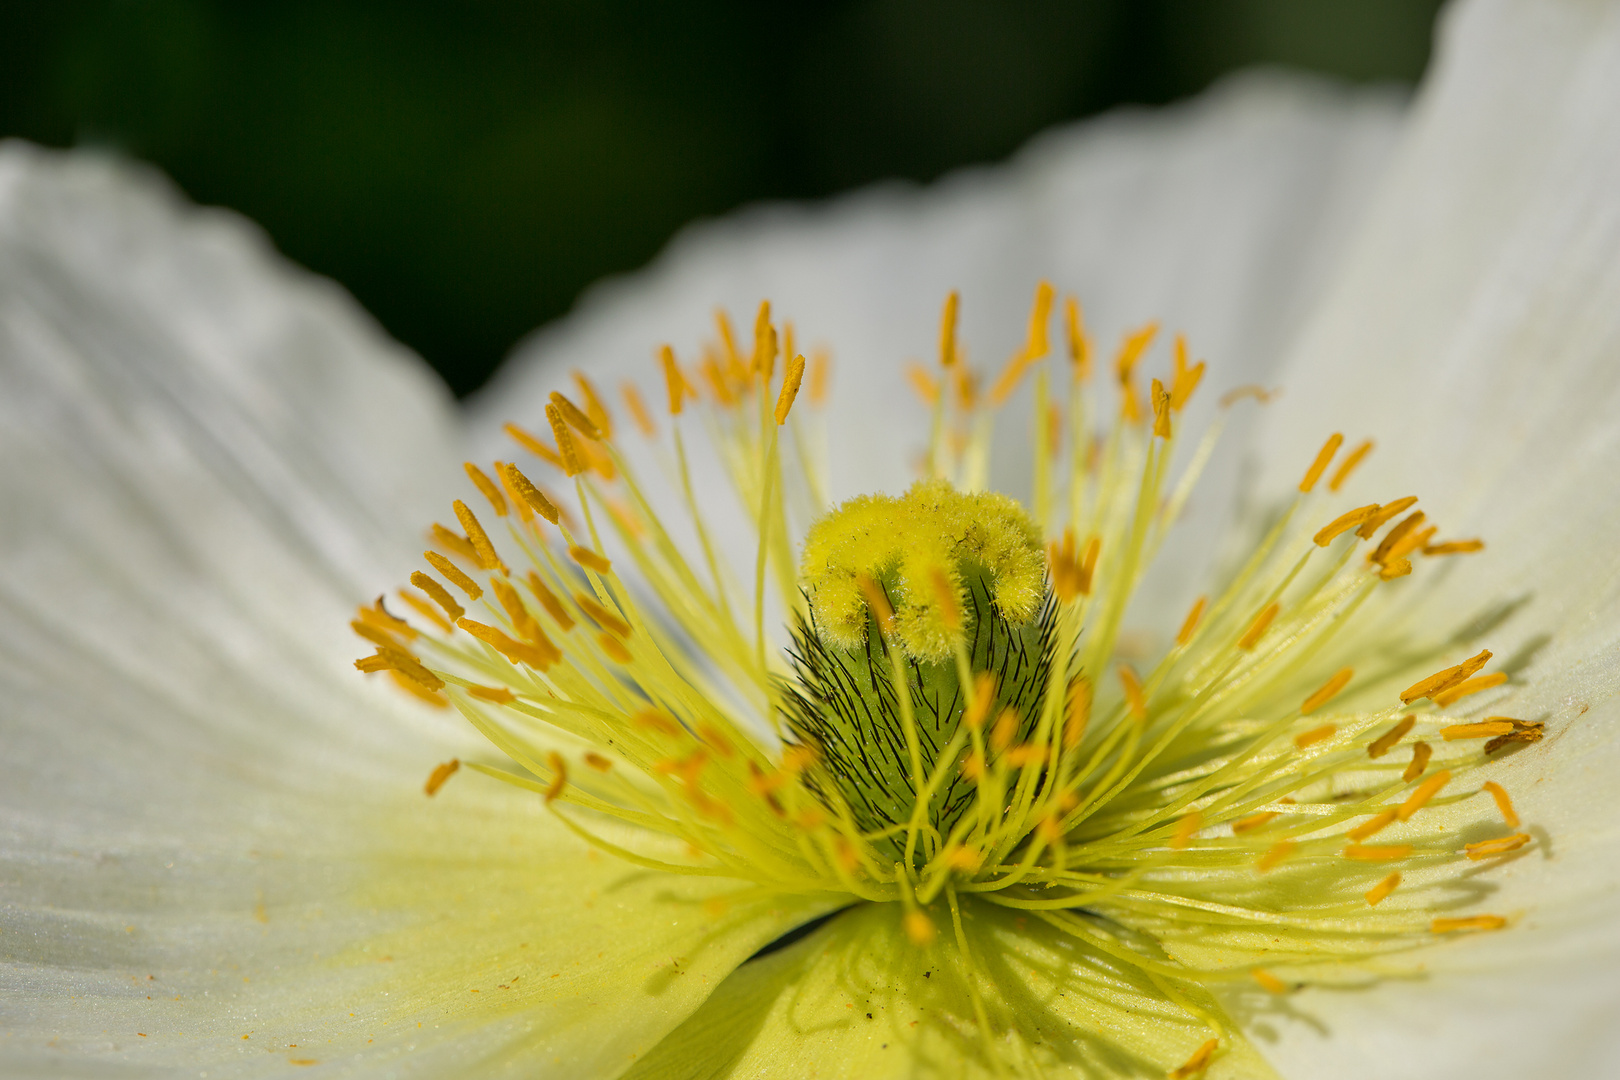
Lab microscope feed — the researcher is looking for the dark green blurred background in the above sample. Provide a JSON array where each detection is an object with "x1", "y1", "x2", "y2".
[{"x1": 0, "y1": 1, "x2": 1442, "y2": 397}]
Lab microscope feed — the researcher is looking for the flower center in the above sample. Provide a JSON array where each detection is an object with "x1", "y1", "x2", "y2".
[{"x1": 350, "y1": 285, "x2": 1539, "y2": 1072}]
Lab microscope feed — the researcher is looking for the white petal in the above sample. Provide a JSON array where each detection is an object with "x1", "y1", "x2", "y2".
[
  {"x1": 1248, "y1": 1, "x2": 1620, "y2": 1076},
  {"x1": 472, "y1": 72, "x2": 1403, "y2": 616},
  {"x1": 0, "y1": 145, "x2": 828, "y2": 1075}
]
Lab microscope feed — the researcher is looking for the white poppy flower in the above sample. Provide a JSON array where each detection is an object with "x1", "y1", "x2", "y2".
[{"x1": 3, "y1": 1, "x2": 1617, "y2": 1078}]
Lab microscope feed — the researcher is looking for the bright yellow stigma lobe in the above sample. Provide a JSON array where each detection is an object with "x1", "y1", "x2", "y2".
[{"x1": 799, "y1": 478, "x2": 1043, "y2": 663}]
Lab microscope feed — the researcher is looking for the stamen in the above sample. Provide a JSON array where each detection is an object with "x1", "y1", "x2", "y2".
[
  {"x1": 1400, "y1": 649, "x2": 1493, "y2": 704},
  {"x1": 453, "y1": 500, "x2": 507, "y2": 574},
  {"x1": 1151, "y1": 378, "x2": 1172, "y2": 438},
  {"x1": 906, "y1": 363, "x2": 940, "y2": 406},
  {"x1": 1169, "y1": 1038, "x2": 1218, "y2": 1080},
  {"x1": 1176, "y1": 596, "x2": 1206, "y2": 646},
  {"x1": 1119, "y1": 664, "x2": 1147, "y2": 720},
  {"x1": 809, "y1": 350, "x2": 832, "y2": 406},
  {"x1": 598, "y1": 633, "x2": 633, "y2": 664},
  {"x1": 1314, "y1": 504, "x2": 1379, "y2": 546},
  {"x1": 1424, "y1": 539, "x2": 1485, "y2": 556},
  {"x1": 409, "y1": 571, "x2": 466, "y2": 621},
  {"x1": 1327, "y1": 439, "x2": 1374, "y2": 492},
  {"x1": 585, "y1": 752, "x2": 613, "y2": 772},
  {"x1": 1299, "y1": 433, "x2": 1343, "y2": 493},
  {"x1": 498, "y1": 463, "x2": 561, "y2": 524},
  {"x1": 423, "y1": 759, "x2": 460, "y2": 796},
  {"x1": 1171, "y1": 810, "x2": 1201, "y2": 849},
  {"x1": 575, "y1": 594, "x2": 631, "y2": 639},
  {"x1": 940, "y1": 291, "x2": 960, "y2": 368},
  {"x1": 569, "y1": 545, "x2": 612, "y2": 575},
  {"x1": 622, "y1": 382, "x2": 657, "y2": 437},
  {"x1": 1355, "y1": 496, "x2": 1418, "y2": 539},
  {"x1": 1294, "y1": 723, "x2": 1336, "y2": 749},
  {"x1": 1064, "y1": 678, "x2": 1091, "y2": 749},
  {"x1": 660, "y1": 345, "x2": 687, "y2": 415},
  {"x1": 1465, "y1": 834, "x2": 1531, "y2": 860},
  {"x1": 1398, "y1": 769, "x2": 1451, "y2": 820},
  {"x1": 1482, "y1": 780, "x2": 1520, "y2": 827},
  {"x1": 1441, "y1": 719, "x2": 1516, "y2": 741},
  {"x1": 571, "y1": 372, "x2": 615, "y2": 439},
  {"x1": 468, "y1": 685, "x2": 515, "y2": 704},
  {"x1": 504, "y1": 422, "x2": 565, "y2": 470},
  {"x1": 1300, "y1": 668, "x2": 1353, "y2": 715},
  {"x1": 457, "y1": 618, "x2": 557, "y2": 670},
  {"x1": 397, "y1": 587, "x2": 454, "y2": 632},
  {"x1": 1367, "y1": 716, "x2": 1415, "y2": 758},
  {"x1": 856, "y1": 573, "x2": 896, "y2": 637},
  {"x1": 1343, "y1": 844, "x2": 1413, "y2": 861},
  {"x1": 1232, "y1": 811, "x2": 1279, "y2": 834},
  {"x1": 544, "y1": 752, "x2": 567, "y2": 803},
  {"x1": 1365, "y1": 872, "x2": 1400, "y2": 907},
  {"x1": 431, "y1": 523, "x2": 479, "y2": 563},
  {"x1": 1256, "y1": 841, "x2": 1294, "y2": 872},
  {"x1": 1113, "y1": 322, "x2": 1158, "y2": 423},
  {"x1": 545, "y1": 404, "x2": 584, "y2": 477},
  {"x1": 1384, "y1": 522, "x2": 1437, "y2": 565},
  {"x1": 464, "y1": 463, "x2": 508, "y2": 516},
  {"x1": 526, "y1": 572, "x2": 574, "y2": 630},
  {"x1": 903, "y1": 909, "x2": 938, "y2": 947},
  {"x1": 1237, "y1": 602, "x2": 1279, "y2": 650},
  {"x1": 1403, "y1": 742, "x2": 1432, "y2": 783},
  {"x1": 1063, "y1": 295, "x2": 1089, "y2": 380},
  {"x1": 751, "y1": 301, "x2": 777, "y2": 380},
  {"x1": 775, "y1": 354, "x2": 807, "y2": 424},
  {"x1": 424, "y1": 552, "x2": 482, "y2": 601},
  {"x1": 1349, "y1": 810, "x2": 1397, "y2": 841},
  {"x1": 1432, "y1": 916, "x2": 1506, "y2": 933},
  {"x1": 1252, "y1": 969, "x2": 1288, "y2": 995},
  {"x1": 1432, "y1": 672, "x2": 1508, "y2": 707}
]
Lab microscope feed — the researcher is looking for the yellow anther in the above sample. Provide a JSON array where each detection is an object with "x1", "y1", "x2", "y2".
[
  {"x1": 1113, "y1": 322, "x2": 1158, "y2": 424},
  {"x1": 526, "y1": 571, "x2": 573, "y2": 630},
  {"x1": 356, "y1": 597, "x2": 414, "y2": 640},
  {"x1": 659, "y1": 345, "x2": 687, "y2": 415},
  {"x1": 453, "y1": 499, "x2": 507, "y2": 574},
  {"x1": 584, "y1": 752, "x2": 613, "y2": 773},
  {"x1": 1294, "y1": 723, "x2": 1336, "y2": 749},
  {"x1": 1398, "y1": 769, "x2": 1451, "y2": 820},
  {"x1": 467, "y1": 685, "x2": 515, "y2": 704},
  {"x1": 397, "y1": 586, "x2": 454, "y2": 632},
  {"x1": 1367, "y1": 716, "x2": 1415, "y2": 758},
  {"x1": 544, "y1": 752, "x2": 567, "y2": 803},
  {"x1": 1237, "y1": 602, "x2": 1279, "y2": 650},
  {"x1": 714, "y1": 308, "x2": 742, "y2": 373},
  {"x1": 945, "y1": 845, "x2": 983, "y2": 872},
  {"x1": 1169, "y1": 1038, "x2": 1218, "y2": 1080},
  {"x1": 1378, "y1": 557, "x2": 1412, "y2": 581},
  {"x1": 1465, "y1": 834, "x2": 1531, "y2": 860},
  {"x1": 1299, "y1": 433, "x2": 1343, "y2": 493},
  {"x1": 1401, "y1": 649, "x2": 1493, "y2": 704},
  {"x1": 1424, "y1": 538, "x2": 1485, "y2": 556},
  {"x1": 1252, "y1": 969, "x2": 1289, "y2": 995},
  {"x1": 634, "y1": 709, "x2": 683, "y2": 738},
  {"x1": 431, "y1": 522, "x2": 480, "y2": 563},
  {"x1": 959, "y1": 751, "x2": 986, "y2": 781},
  {"x1": 903, "y1": 909, "x2": 938, "y2": 947},
  {"x1": 1007, "y1": 744, "x2": 1044, "y2": 769},
  {"x1": 953, "y1": 365, "x2": 979, "y2": 411},
  {"x1": 1349, "y1": 809, "x2": 1398, "y2": 842},
  {"x1": 939, "y1": 290, "x2": 960, "y2": 368},
  {"x1": 699, "y1": 355, "x2": 736, "y2": 407},
  {"x1": 1301, "y1": 668, "x2": 1353, "y2": 715},
  {"x1": 964, "y1": 674, "x2": 997, "y2": 730},
  {"x1": 1063, "y1": 295, "x2": 1090, "y2": 380},
  {"x1": 1176, "y1": 596, "x2": 1206, "y2": 647},
  {"x1": 1327, "y1": 439, "x2": 1374, "y2": 493},
  {"x1": 1365, "y1": 872, "x2": 1401, "y2": 907},
  {"x1": 1256, "y1": 840, "x2": 1294, "y2": 873},
  {"x1": 808, "y1": 349, "x2": 832, "y2": 406},
  {"x1": 775, "y1": 354, "x2": 806, "y2": 425},
  {"x1": 929, "y1": 566, "x2": 962, "y2": 633},
  {"x1": 550, "y1": 391, "x2": 600, "y2": 441},
  {"x1": 1482, "y1": 780, "x2": 1520, "y2": 828},
  {"x1": 569, "y1": 544, "x2": 612, "y2": 575},
  {"x1": 498, "y1": 463, "x2": 560, "y2": 524},
  {"x1": 423, "y1": 758, "x2": 459, "y2": 796},
  {"x1": 1432, "y1": 671, "x2": 1507, "y2": 707},
  {"x1": 1025, "y1": 280, "x2": 1055, "y2": 360},
  {"x1": 990, "y1": 708, "x2": 1019, "y2": 753},
  {"x1": 1232, "y1": 810, "x2": 1279, "y2": 834},
  {"x1": 1432, "y1": 915, "x2": 1506, "y2": 933},
  {"x1": 357, "y1": 644, "x2": 444, "y2": 693},
  {"x1": 598, "y1": 632, "x2": 633, "y2": 664},
  {"x1": 1119, "y1": 664, "x2": 1147, "y2": 721},
  {"x1": 1370, "y1": 510, "x2": 1426, "y2": 564},
  {"x1": 1063, "y1": 677, "x2": 1091, "y2": 749},
  {"x1": 751, "y1": 301, "x2": 776, "y2": 380},
  {"x1": 424, "y1": 551, "x2": 482, "y2": 601},
  {"x1": 570, "y1": 372, "x2": 614, "y2": 440},
  {"x1": 1314, "y1": 504, "x2": 1379, "y2": 546},
  {"x1": 505, "y1": 421, "x2": 565, "y2": 471},
  {"x1": 545, "y1": 403, "x2": 584, "y2": 477},
  {"x1": 1403, "y1": 741, "x2": 1432, "y2": 783},
  {"x1": 1171, "y1": 810, "x2": 1201, "y2": 849},
  {"x1": 1169, "y1": 335, "x2": 1205, "y2": 411},
  {"x1": 457, "y1": 618, "x2": 558, "y2": 670},
  {"x1": 463, "y1": 463, "x2": 508, "y2": 517},
  {"x1": 575, "y1": 593, "x2": 631, "y2": 639},
  {"x1": 1385, "y1": 522, "x2": 1437, "y2": 566},
  {"x1": 1151, "y1": 377, "x2": 1172, "y2": 438},
  {"x1": 410, "y1": 571, "x2": 466, "y2": 621},
  {"x1": 1440, "y1": 718, "x2": 1516, "y2": 741},
  {"x1": 1356, "y1": 496, "x2": 1419, "y2": 539},
  {"x1": 855, "y1": 574, "x2": 896, "y2": 637},
  {"x1": 491, "y1": 577, "x2": 541, "y2": 641},
  {"x1": 621, "y1": 382, "x2": 656, "y2": 438},
  {"x1": 1219, "y1": 384, "x2": 1276, "y2": 407},
  {"x1": 1343, "y1": 843, "x2": 1412, "y2": 861},
  {"x1": 906, "y1": 362, "x2": 940, "y2": 406},
  {"x1": 489, "y1": 461, "x2": 531, "y2": 524}
]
